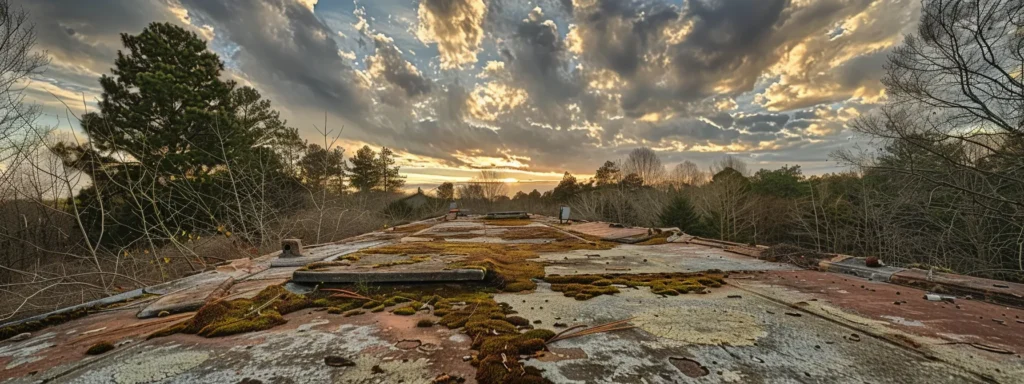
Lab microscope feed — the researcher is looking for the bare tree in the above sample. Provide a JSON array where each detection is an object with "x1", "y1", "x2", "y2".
[
  {"x1": 711, "y1": 155, "x2": 748, "y2": 176},
  {"x1": 667, "y1": 160, "x2": 708, "y2": 188},
  {"x1": 471, "y1": 170, "x2": 508, "y2": 201},
  {"x1": 850, "y1": 0, "x2": 1024, "y2": 218},
  {"x1": 0, "y1": 0, "x2": 47, "y2": 159},
  {"x1": 622, "y1": 147, "x2": 665, "y2": 185}
]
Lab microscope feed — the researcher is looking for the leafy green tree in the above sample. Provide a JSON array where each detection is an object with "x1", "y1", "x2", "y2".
[
  {"x1": 552, "y1": 172, "x2": 580, "y2": 202},
  {"x1": 52, "y1": 22, "x2": 301, "y2": 245},
  {"x1": 348, "y1": 145, "x2": 379, "y2": 192},
  {"x1": 298, "y1": 144, "x2": 346, "y2": 191},
  {"x1": 377, "y1": 147, "x2": 406, "y2": 192},
  {"x1": 750, "y1": 165, "x2": 806, "y2": 199},
  {"x1": 659, "y1": 194, "x2": 706, "y2": 235},
  {"x1": 594, "y1": 160, "x2": 621, "y2": 186}
]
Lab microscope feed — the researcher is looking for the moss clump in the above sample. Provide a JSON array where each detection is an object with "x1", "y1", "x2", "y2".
[
  {"x1": 549, "y1": 284, "x2": 621, "y2": 300},
  {"x1": 545, "y1": 272, "x2": 726, "y2": 299},
  {"x1": 416, "y1": 319, "x2": 435, "y2": 327},
  {"x1": 373, "y1": 255, "x2": 431, "y2": 269},
  {"x1": 343, "y1": 309, "x2": 365, "y2": 317},
  {"x1": 326, "y1": 302, "x2": 361, "y2": 314},
  {"x1": 477, "y1": 329, "x2": 555, "y2": 356},
  {"x1": 85, "y1": 341, "x2": 115, "y2": 355},
  {"x1": 393, "y1": 306, "x2": 417, "y2": 316},
  {"x1": 427, "y1": 292, "x2": 552, "y2": 384},
  {"x1": 505, "y1": 316, "x2": 531, "y2": 327},
  {"x1": 381, "y1": 296, "x2": 412, "y2": 306},
  {"x1": 150, "y1": 284, "x2": 363, "y2": 339},
  {"x1": 369, "y1": 304, "x2": 386, "y2": 312}
]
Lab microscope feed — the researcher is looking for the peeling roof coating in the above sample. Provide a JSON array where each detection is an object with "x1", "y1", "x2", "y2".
[{"x1": 1, "y1": 215, "x2": 1022, "y2": 383}]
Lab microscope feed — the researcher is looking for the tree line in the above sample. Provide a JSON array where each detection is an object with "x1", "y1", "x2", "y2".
[{"x1": 0, "y1": 18, "x2": 420, "y2": 319}]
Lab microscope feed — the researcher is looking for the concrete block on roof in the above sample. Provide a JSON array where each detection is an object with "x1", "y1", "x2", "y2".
[{"x1": 280, "y1": 238, "x2": 303, "y2": 258}]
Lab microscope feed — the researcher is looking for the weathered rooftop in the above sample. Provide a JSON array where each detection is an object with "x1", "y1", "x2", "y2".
[{"x1": 2, "y1": 215, "x2": 1023, "y2": 383}]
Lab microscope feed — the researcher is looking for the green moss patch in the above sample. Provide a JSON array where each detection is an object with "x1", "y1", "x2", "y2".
[
  {"x1": 546, "y1": 272, "x2": 726, "y2": 299},
  {"x1": 149, "y1": 284, "x2": 367, "y2": 339},
  {"x1": 392, "y1": 306, "x2": 417, "y2": 316}
]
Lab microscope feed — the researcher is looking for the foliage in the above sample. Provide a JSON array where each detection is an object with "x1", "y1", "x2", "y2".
[
  {"x1": 348, "y1": 145, "x2": 378, "y2": 192},
  {"x1": 436, "y1": 182, "x2": 454, "y2": 200},
  {"x1": 619, "y1": 173, "x2": 643, "y2": 190},
  {"x1": 658, "y1": 194, "x2": 707, "y2": 236},
  {"x1": 594, "y1": 160, "x2": 621, "y2": 186},
  {"x1": 377, "y1": 147, "x2": 406, "y2": 193},
  {"x1": 750, "y1": 165, "x2": 806, "y2": 199},
  {"x1": 298, "y1": 143, "x2": 346, "y2": 191},
  {"x1": 552, "y1": 172, "x2": 580, "y2": 202},
  {"x1": 50, "y1": 22, "x2": 303, "y2": 247}
]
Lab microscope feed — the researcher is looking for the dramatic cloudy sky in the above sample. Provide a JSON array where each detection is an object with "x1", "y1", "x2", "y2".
[{"x1": 18, "y1": 0, "x2": 920, "y2": 192}]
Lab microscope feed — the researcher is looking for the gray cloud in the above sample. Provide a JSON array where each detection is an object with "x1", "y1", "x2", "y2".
[
  {"x1": 367, "y1": 35, "x2": 432, "y2": 98},
  {"x1": 180, "y1": 0, "x2": 369, "y2": 117},
  {"x1": 19, "y1": 0, "x2": 916, "y2": 179}
]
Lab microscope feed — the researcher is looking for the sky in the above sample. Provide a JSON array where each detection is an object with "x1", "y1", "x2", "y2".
[{"x1": 16, "y1": 0, "x2": 921, "y2": 194}]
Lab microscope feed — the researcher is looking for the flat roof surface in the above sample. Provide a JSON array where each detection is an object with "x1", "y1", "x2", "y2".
[{"x1": 1, "y1": 216, "x2": 1022, "y2": 383}]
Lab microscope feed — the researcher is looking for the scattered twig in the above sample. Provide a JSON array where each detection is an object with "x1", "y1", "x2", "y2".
[
  {"x1": 546, "y1": 317, "x2": 635, "y2": 344},
  {"x1": 938, "y1": 341, "x2": 1014, "y2": 355}
]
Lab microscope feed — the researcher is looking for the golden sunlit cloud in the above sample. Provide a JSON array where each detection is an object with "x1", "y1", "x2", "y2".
[
  {"x1": 416, "y1": 0, "x2": 486, "y2": 69},
  {"x1": 466, "y1": 82, "x2": 528, "y2": 122}
]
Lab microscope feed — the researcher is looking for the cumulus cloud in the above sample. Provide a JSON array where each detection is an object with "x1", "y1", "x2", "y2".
[
  {"x1": 416, "y1": 0, "x2": 487, "y2": 69},
  {"x1": 180, "y1": 0, "x2": 369, "y2": 117},
  {"x1": 21, "y1": 0, "x2": 924, "y2": 181},
  {"x1": 756, "y1": 0, "x2": 919, "y2": 111},
  {"x1": 366, "y1": 34, "x2": 432, "y2": 99}
]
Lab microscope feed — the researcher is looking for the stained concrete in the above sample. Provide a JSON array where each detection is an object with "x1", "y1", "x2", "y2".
[
  {"x1": 541, "y1": 243, "x2": 795, "y2": 276},
  {"x1": 4, "y1": 215, "x2": 1021, "y2": 384},
  {"x1": 498, "y1": 283, "x2": 982, "y2": 384},
  {"x1": 269, "y1": 240, "x2": 388, "y2": 267}
]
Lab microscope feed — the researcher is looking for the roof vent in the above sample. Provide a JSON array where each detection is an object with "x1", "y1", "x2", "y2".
[{"x1": 281, "y1": 239, "x2": 303, "y2": 258}]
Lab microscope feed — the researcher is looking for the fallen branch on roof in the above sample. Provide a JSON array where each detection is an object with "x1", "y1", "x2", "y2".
[{"x1": 546, "y1": 317, "x2": 635, "y2": 344}]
